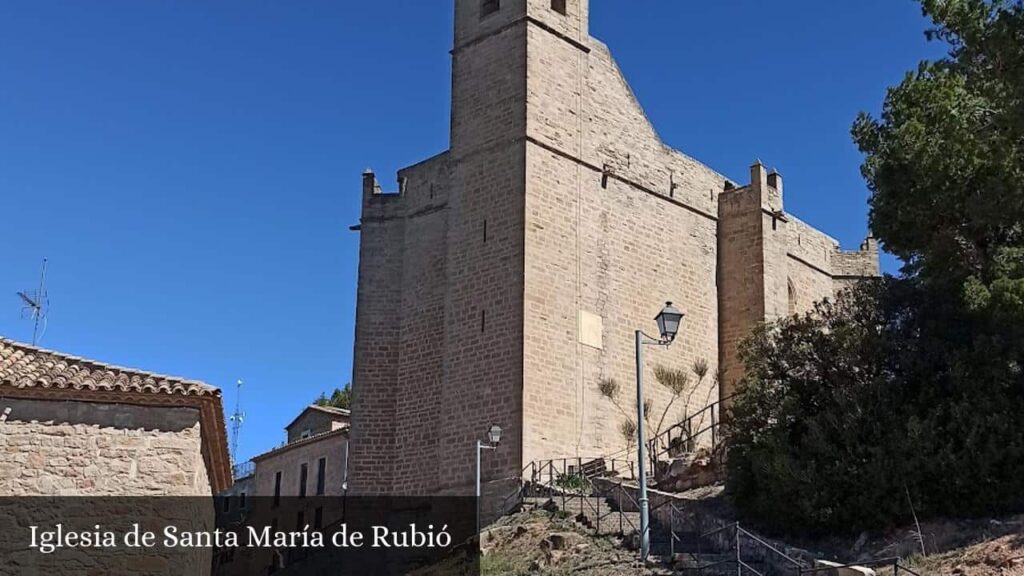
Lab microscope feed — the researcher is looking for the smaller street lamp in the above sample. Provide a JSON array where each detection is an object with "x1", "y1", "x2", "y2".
[{"x1": 476, "y1": 424, "x2": 503, "y2": 537}]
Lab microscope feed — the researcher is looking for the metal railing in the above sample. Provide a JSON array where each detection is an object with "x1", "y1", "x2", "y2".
[
  {"x1": 232, "y1": 459, "x2": 255, "y2": 480},
  {"x1": 697, "y1": 522, "x2": 805, "y2": 575},
  {"x1": 647, "y1": 394, "x2": 735, "y2": 469},
  {"x1": 498, "y1": 459, "x2": 923, "y2": 576},
  {"x1": 499, "y1": 457, "x2": 641, "y2": 537}
]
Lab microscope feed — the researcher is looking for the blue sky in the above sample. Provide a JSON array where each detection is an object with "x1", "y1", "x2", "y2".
[{"x1": 0, "y1": 1, "x2": 943, "y2": 462}]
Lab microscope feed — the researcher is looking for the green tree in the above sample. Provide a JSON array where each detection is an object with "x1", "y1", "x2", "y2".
[
  {"x1": 853, "y1": 0, "x2": 1024, "y2": 313},
  {"x1": 728, "y1": 278, "x2": 1024, "y2": 534},
  {"x1": 315, "y1": 383, "x2": 352, "y2": 410},
  {"x1": 728, "y1": 0, "x2": 1024, "y2": 534}
]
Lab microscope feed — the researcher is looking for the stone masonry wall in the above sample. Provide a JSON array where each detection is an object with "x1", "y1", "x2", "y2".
[
  {"x1": 438, "y1": 13, "x2": 528, "y2": 492},
  {"x1": 0, "y1": 399, "x2": 209, "y2": 496},
  {"x1": 348, "y1": 173, "x2": 406, "y2": 494},
  {"x1": 522, "y1": 19, "x2": 722, "y2": 464},
  {"x1": 786, "y1": 217, "x2": 841, "y2": 315},
  {"x1": 0, "y1": 398, "x2": 214, "y2": 575},
  {"x1": 717, "y1": 183, "x2": 768, "y2": 401},
  {"x1": 349, "y1": 0, "x2": 879, "y2": 496},
  {"x1": 349, "y1": 4, "x2": 528, "y2": 495}
]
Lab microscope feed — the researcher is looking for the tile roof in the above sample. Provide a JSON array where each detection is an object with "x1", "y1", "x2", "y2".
[
  {"x1": 0, "y1": 337, "x2": 218, "y2": 397},
  {"x1": 0, "y1": 336, "x2": 232, "y2": 493}
]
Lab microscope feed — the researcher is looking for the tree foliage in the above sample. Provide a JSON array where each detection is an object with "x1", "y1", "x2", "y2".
[
  {"x1": 728, "y1": 0, "x2": 1024, "y2": 534},
  {"x1": 728, "y1": 280, "x2": 1024, "y2": 534},
  {"x1": 315, "y1": 383, "x2": 352, "y2": 411},
  {"x1": 853, "y1": 0, "x2": 1024, "y2": 302}
]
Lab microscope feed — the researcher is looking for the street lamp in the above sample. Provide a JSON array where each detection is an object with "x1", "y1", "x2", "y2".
[
  {"x1": 635, "y1": 302, "x2": 684, "y2": 562},
  {"x1": 655, "y1": 302, "x2": 683, "y2": 343},
  {"x1": 476, "y1": 424, "x2": 503, "y2": 537}
]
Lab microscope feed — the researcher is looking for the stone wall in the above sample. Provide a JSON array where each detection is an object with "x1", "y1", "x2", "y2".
[
  {"x1": 348, "y1": 0, "x2": 879, "y2": 497},
  {"x1": 522, "y1": 18, "x2": 723, "y2": 464},
  {"x1": 0, "y1": 398, "x2": 209, "y2": 496},
  {"x1": 0, "y1": 399, "x2": 214, "y2": 574},
  {"x1": 350, "y1": 0, "x2": 529, "y2": 497},
  {"x1": 786, "y1": 216, "x2": 840, "y2": 316},
  {"x1": 833, "y1": 237, "x2": 881, "y2": 293}
]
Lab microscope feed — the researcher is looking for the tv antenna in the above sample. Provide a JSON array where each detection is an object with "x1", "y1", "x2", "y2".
[
  {"x1": 229, "y1": 379, "x2": 245, "y2": 462},
  {"x1": 17, "y1": 258, "x2": 49, "y2": 346}
]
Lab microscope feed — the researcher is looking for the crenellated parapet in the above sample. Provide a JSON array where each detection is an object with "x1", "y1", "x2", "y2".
[{"x1": 833, "y1": 237, "x2": 881, "y2": 281}]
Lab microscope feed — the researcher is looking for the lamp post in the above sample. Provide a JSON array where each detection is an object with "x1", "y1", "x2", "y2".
[
  {"x1": 636, "y1": 302, "x2": 684, "y2": 562},
  {"x1": 476, "y1": 424, "x2": 503, "y2": 538}
]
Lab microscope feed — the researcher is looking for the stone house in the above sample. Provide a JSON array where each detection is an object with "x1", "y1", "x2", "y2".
[
  {"x1": 348, "y1": 0, "x2": 880, "y2": 497},
  {"x1": 215, "y1": 405, "x2": 350, "y2": 575},
  {"x1": 250, "y1": 405, "x2": 350, "y2": 499},
  {"x1": 0, "y1": 337, "x2": 231, "y2": 575},
  {"x1": 0, "y1": 337, "x2": 231, "y2": 496}
]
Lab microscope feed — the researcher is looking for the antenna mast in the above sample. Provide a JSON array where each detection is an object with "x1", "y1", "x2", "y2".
[
  {"x1": 17, "y1": 258, "x2": 49, "y2": 346},
  {"x1": 229, "y1": 379, "x2": 245, "y2": 463}
]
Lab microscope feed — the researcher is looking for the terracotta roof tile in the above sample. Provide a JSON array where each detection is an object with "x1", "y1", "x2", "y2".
[{"x1": 0, "y1": 337, "x2": 218, "y2": 398}]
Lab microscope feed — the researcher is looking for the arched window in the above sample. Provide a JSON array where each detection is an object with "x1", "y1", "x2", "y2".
[{"x1": 788, "y1": 279, "x2": 798, "y2": 316}]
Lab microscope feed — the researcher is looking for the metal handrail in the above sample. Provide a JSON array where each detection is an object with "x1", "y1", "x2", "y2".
[
  {"x1": 503, "y1": 467, "x2": 924, "y2": 576},
  {"x1": 700, "y1": 522, "x2": 806, "y2": 573},
  {"x1": 739, "y1": 559, "x2": 767, "y2": 576},
  {"x1": 514, "y1": 464, "x2": 642, "y2": 538},
  {"x1": 647, "y1": 394, "x2": 736, "y2": 467},
  {"x1": 735, "y1": 525, "x2": 804, "y2": 570},
  {"x1": 232, "y1": 459, "x2": 255, "y2": 480}
]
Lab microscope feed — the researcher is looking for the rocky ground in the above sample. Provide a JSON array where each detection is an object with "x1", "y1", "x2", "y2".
[
  {"x1": 473, "y1": 507, "x2": 1024, "y2": 575},
  {"x1": 479, "y1": 509, "x2": 671, "y2": 576},
  {"x1": 880, "y1": 517, "x2": 1024, "y2": 576},
  {"x1": 909, "y1": 531, "x2": 1024, "y2": 575},
  {"x1": 417, "y1": 481, "x2": 1024, "y2": 576}
]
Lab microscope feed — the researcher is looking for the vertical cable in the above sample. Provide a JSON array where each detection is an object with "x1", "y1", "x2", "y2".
[{"x1": 574, "y1": 25, "x2": 587, "y2": 455}]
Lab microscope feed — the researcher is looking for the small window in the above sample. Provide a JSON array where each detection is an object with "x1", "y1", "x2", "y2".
[
  {"x1": 273, "y1": 472, "x2": 282, "y2": 508},
  {"x1": 239, "y1": 492, "x2": 247, "y2": 509},
  {"x1": 316, "y1": 457, "x2": 327, "y2": 496},
  {"x1": 222, "y1": 496, "x2": 231, "y2": 513},
  {"x1": 300, "y1": 429, "x2": 312, "y2": 439},
  {"x1": 299, "y1": 463, "x2": 309, "y2": 498},
  {"x1": 552, "y1": 0, "x2": 566, "y2": 15},
  {"x1": 481, "y1": 0, "x2": 499, "y2": 18}
]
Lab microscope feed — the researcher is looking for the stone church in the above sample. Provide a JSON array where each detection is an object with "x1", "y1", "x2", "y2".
[{"x1": 348, "y1": 0, "x2": 879, "y2": 496}]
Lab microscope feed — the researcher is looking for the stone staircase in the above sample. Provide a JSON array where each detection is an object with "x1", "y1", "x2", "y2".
[{"x1": 525, "y1": 493, "x2": 770, "y2": 575}]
